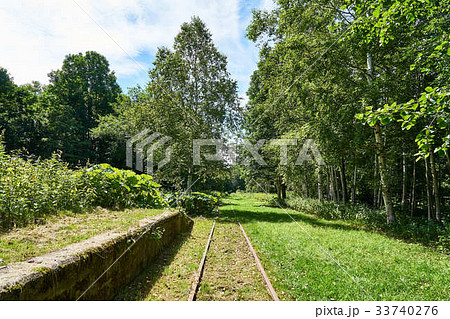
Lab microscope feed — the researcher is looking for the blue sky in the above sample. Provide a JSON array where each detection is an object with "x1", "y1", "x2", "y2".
[{"x1": 0, "y1": 0, "x2": 276, "y2": 100}]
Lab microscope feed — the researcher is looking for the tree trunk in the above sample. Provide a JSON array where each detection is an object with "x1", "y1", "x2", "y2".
[
  {"x1": 401, "y1": 152, "x2": 407, "y2": 211},
  {"x1": 410, "y1": 159, "x2": 416, "y2": 217},
  {"x1": 186, "y1": 174, "x2": 192, "y2": 194},
  {"x1": 304, "y1": 172, "x2": 310, "y2": 198},
  {"x1": 378, "y1": 189, "x2": 383, "y2": 209},
  {"x1": 373, "y1": 154, "x2": 378, "y2": 206},
  {"x1": 317, "y1": 166, "x2": 323, "y2": 202},
  {"x1": 445, "y1": 149, "x2": 450, "y2": 175},
  {"x1": 328, "y1": 167, "x2": 334, "y2": 201},
  {"x1": 367, "y1": 51, "x2": 394, "y2": 221},
  {"x1": 187, "y1": 173, "x2": 193, "y2": 194},
  {"x1": 374, "y1": 188, "x2": 378, "y2": 207},
  {"x1": 340, "y1": 158, "x2": 348, "y2": 204},
  {"x1": 333, "y1": 168, "x2": 340, "y2": 203},
  {"x1": 429, "y1": 151, "x2": 441, "y2": 222},
  {"x1": 302, "y1": 183, "x2": 308, "y2": 198},
  {"x1": 424, "y1": 156, "x2": 433, "y2": 221},
  {"x1": 281, "y1": 183, "x2": 287, "y2": 200},
  {"x1": 275, "y1": 175, "x2": 282, "y2": 201},
  {"x1": 351, "y1": 165, "x2": 357, "y2": 205},
  {"x1": 374, "y1": 122, "x2": 395, "y2": 223},
  {"x1": 325, "y1": 168, "x2": 330, "y2": 200}
]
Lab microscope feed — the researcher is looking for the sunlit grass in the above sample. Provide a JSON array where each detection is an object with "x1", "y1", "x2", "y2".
[
  {"x1": 224, "y1": 193, "x2": 450, "y2": 300},
  {"x1": 0, "y1": 208, "x2": 165, "y2": 266}
]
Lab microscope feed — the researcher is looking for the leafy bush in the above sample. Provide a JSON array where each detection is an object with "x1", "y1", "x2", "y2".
[
  {"x1": 0, "y1": 139, "x2": 165, "y2": 229},
  {"x1": 167, "y1": 192, "x2": 219, "y2": 215},
  {"x1": 83, "y1": 164, "x2": 165, "y2": 209},
  {"x1": 259, "y1": 195, "x2": 287, "y2": 208},
  {"x1": 286, "y1": 197, "x2": 385, "y2": 224},
  {"x1": 203, "y1": 190, "x2": 223, "y2": 204},
  {"x1": 0, "y1": 149, "x2": 93, "y2": 229}
]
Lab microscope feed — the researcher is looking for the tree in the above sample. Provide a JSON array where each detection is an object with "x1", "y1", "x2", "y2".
[
  {"x1": 96, "y1": 18, "x2": 240, "y2": 189},
  {"x1": 245, "y1": 0, "x2": 373, "y2": 204},
  {"x1": 353, "y1": 0, "x2": 450, "y2": 222},
  {"x1": 48, "y1": 51, "x2": 121, "y2": 163},
  {"x1": 245, "y1": 0, "x2": 449, "y2": 225},
  {"x1": 0, "y1": 68, "x2": 40, "y2": 153},
  {"x1": 149, "y1": 17, "x2": 240, "y2": 189}
]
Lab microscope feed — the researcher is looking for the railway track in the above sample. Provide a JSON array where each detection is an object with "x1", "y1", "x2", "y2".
[
  {"x1": 188, "y1": 210, "x2": 279, "y2": 301},
  {"x1": 188, "y1": 220, "x2": 216, "y2": 301}
]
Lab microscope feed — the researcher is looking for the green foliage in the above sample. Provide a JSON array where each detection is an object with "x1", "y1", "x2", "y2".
[
  {"x1": 0, "y1": 142, "x2": 164, "y2": 229},
  {"x1": 45, "y1": 51, "x2": 121, "y2": 164},
  {"x1": 286, "y1": 196, "x2": 450, "y2": 251},
  {"x1": 357, "y1": 87, "x2": 450, "y2": 158},
  {"x1": 0, "y1": 67, "x2": 40, "y2": 153},
  {"x1": 203, "y1": 190, "x2": 223, "y2": 204},
  {"x1": 83, "y1": 164, "x2": 165, "y2": 209},
  {"x1": 246, "y1": 0, "x2": 449, "y2": 227},
  {"x1": 1, "y1": 51, "x2": 120, "y2": 165},
  {"x1": 95, "y1": 17, "x2": 240, "y2": 188},
  {"x1": 167, "y1": 192, "x2": 219, "y2": 216},
  {"x1": 351, "y1": 0, "x2": 450, "y2": 159},
  {"x1": 286, "y1": 197, "x2": 386, "y2": 224},
  {"x1": 48, "y1": 51, "x2": 121, "y2": 128},
  {"x1": 0, "y1": 146, "x2": 94, "y2": 229}
]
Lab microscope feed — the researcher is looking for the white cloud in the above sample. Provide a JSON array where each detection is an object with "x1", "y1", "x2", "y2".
[
  {"x1": 0, "y1": 0, "x2": 270, "y2": 94},
  {"x1": 260, "y1": 0, "x2": 277, "y2": 11}
]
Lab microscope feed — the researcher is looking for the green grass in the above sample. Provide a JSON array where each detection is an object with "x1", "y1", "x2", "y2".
[
  {"x1": 223, "y1": 193, "x2": 450, "y2": 301},
  {"x1": 116, "y1": 217, "x2": 214, "y2": 301},
  {"x1": 196, "y1": 219, "x2": 271, "y2": 301},
  {"x1": 0, "y1": 208, "x2": 165, "y2": 266},
  {"x1": 117, "y1": 214, "x2": 271, "y2": 301}
]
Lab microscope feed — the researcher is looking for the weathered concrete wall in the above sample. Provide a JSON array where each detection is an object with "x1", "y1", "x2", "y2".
[{"x1": 0, "y1": 210, "x2": 193, "y2": 300}]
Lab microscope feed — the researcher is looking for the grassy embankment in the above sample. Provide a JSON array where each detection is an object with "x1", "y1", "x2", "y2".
[{"x1": 0, "y1": 208, "x2": 165, "y2": 267}]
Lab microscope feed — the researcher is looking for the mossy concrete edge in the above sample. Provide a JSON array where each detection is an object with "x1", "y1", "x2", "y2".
[{"x1": 0, "y1": 210, "x2": 193, "y2": 300}]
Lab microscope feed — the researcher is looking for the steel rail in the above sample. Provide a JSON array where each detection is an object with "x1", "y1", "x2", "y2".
[
  {"x1": 188, "y1": 220, "x2": 216, "y2": 301},
  {"x1": 238, "y1": 221, "x2": 280, "y2": 301}
]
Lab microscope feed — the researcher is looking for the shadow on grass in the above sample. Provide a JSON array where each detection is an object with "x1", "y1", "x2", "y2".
[
  {"x1": 114, "y1": 229, "x2": 194, "y2": 301},
  {"x1": 221, "y1": 196, "x2": 450, "y2": 253},
  {"x1": 218, "y1": 200, "x2": 361, "y2": 233}
]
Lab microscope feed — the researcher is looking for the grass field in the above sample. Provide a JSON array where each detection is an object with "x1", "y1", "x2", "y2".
[
  {"x1": 0, "y1": 208, "x2": 165, "y2": 266},
  {"x1": 225, "y1": 193, "x2": 450, "y2": 301}
]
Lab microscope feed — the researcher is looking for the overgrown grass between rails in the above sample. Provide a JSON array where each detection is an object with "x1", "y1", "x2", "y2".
[
  {"x1": 115, "y1": 217, "x2": 213, "y2": 301},
  {"x1": 226, "y1": 193, "x2": 450, "y2": 300}
]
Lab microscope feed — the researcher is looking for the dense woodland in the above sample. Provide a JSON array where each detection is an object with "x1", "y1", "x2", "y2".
[
  {"x1": 1, "y1": 2, "x2": 450, "y2": 246},
  {"x1": 243, "y1": 0, "x2": 450, "y2": 226}
]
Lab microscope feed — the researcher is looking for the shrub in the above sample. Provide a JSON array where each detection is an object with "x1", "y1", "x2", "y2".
[
  {"x1": 0, "y1": 140, "x2": 165, "y2": 229},
  {"x1": 203, "y1": 191, "x2": 223, "y2": 204},
  {"x1": 82, "y1": 164, "x2": 165, "y2": 209},
  {"x1": 167, "y1": 192, "x2": 219, "y2": 215},
  {"x1": 286, "y1": 197, "x2": 385, "y2": 224},
  {"x1": 0, "y1": 149, "x2": 93, "y2": 229}
]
